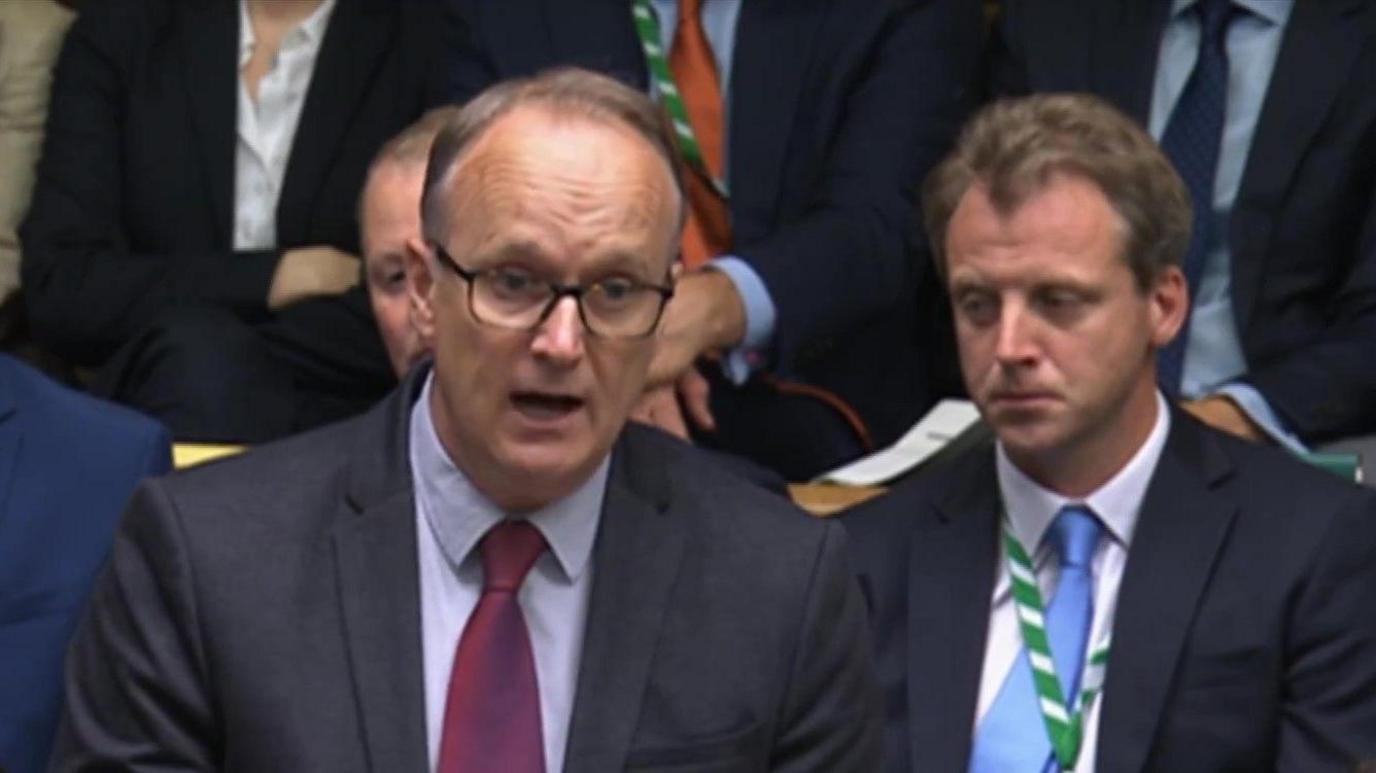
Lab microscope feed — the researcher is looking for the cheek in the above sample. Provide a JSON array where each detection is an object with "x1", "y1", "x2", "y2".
[
  {"x1": 374, "y1": 295, "x2": 410, "y2": 335},
  {"x1": 591, "y1": 345, "x2": 653, "y2": 409},
  {"x1": 956, "y1": 330, "x2": 996, "y2": 374}
]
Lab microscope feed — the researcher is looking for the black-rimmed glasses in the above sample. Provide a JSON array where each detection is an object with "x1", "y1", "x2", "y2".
[{"x1": 431, "y1": 243, "x2": 674, "y2": 339}]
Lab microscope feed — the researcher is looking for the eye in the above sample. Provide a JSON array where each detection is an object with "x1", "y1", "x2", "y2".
[
  {"x1": 955, "y1": 291, "x2": 998, "y2": 327},
  {"x1": 1033, "y1": 288, "x2": 1089, "y2": 323},
  {"x1": 595, "y1": 277, "x2": 638, "y2": 303},
  {"x1": 368, "y1": 261, "x2": 408, "y2": 294},
  {"x1": 489, "y1": 266, "x2": 538, "y2": 295}
]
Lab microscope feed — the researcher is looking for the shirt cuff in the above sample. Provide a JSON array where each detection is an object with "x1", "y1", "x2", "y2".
[
  {"x1": 708, "y1": 255, "x2": 776, "y2": 385},
  {"x1": 1215, "y1": 383, "x2": 1308, "y2": 454}
]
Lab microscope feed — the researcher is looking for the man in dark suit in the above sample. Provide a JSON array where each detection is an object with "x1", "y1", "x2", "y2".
[
  {"x1": 53, "y1": 69, "x2": 879, "y2": 772},
  {"x1": 990, "y1": 0, "x2": 1376, "y2": 464},
  {"x1": 20, "y1": 0, "x2": 443, "y2": 442},
  {"x1": 441, "y1": 0, "x2": 983, "y2": 479},
  {"x1": 842, "y1": 94, "x2": 1376, "y2": 771},
  {"x1": 0, "y1": 353, "x2": 170, "y2": 773}
]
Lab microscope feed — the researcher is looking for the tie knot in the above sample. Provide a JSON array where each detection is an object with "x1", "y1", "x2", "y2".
[
  {"x1": 1196, "y1": 0, "x2": 1237, "y2": 44},
  {"x1": 480, "y1": 520, "x2": 547, "y2": 593},
  {"x1": 679, "y1": 0, "x2": 704, "y2": 23},
  {"x1": 1049, "y1": 506, "x2": 1101, "y2": 570}
]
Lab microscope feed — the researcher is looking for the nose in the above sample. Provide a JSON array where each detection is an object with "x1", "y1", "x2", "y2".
[
  {"x1": 530, "y1": 296, "x2": 585, "y2": 364},
  {"x1": 992, "y1": 301, "x2": 1039, "y2": 368}
]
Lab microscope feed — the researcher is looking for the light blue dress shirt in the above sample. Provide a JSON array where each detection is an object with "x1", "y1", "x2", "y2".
[
  {"x1": 410, "y1": 374, "x2": 607, "y2": 772},
  {"x1": 1148, "y1": 0, "x2": 1304, "y2": 451},
  {"x1": 648, "y1": 0, "x2": 775, "y2": 382}
]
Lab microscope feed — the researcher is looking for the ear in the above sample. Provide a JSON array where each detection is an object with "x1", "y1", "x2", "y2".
[
  {"x1": 1148, "y1": 265, "x2": 1189, "y2": 350},
  {"x1": 405, "y1": 236, "x2": 439, "y2": 346}
]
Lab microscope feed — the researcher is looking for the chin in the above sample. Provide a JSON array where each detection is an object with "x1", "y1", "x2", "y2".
[
  {"x1": 496, "y1": 437, "x2": 604, "y2": 499},
  {"x1": 990, "y1": 420, "x2": 1070, "y2": 461}
]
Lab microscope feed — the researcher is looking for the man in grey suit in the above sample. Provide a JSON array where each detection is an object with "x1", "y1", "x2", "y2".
[{"x1": 52, "y1": 69, "x2": 880, "y2": 772}]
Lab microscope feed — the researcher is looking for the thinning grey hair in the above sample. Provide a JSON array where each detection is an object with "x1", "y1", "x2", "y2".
[{"x1": 419, "y1": 67, "x2": 686, "y2": 242}]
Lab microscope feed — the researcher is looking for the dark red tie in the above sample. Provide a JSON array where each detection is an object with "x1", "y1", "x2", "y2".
[{"x1": 438, "y1": 520, "x2": 548, "y2": 773}]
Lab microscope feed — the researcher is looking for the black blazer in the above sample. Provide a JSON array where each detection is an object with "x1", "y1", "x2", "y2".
[
  {"x1": 842, "y1": 412, "x2": 1376, "y2": 771},
  {"x1": 20, "y1": 0, "x2": 442, "y2": 366},
  {"x1": 990, "y1": 0, "x2": 1376, "y2": 442},
  {"x1": 52, "y1": 367, "x2": 882, "y2": 771},
  {"x1": 442, "y1": 0, "x2": 984, "y2": 454}
]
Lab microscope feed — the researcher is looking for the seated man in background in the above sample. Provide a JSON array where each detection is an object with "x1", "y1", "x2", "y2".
[
  {"x1": 843, "y1": 94, "x2": 1376, "y2": 771},
  {"x1": 991, "y1": 0, "x2": 1376, "y2": 471},
  {"x1": 0, "y1": 353, "x2": 170, "y2": 773},
  {"x1": 443, "y1": 0, "x2": 983, "y2": 480},
  {"x1": 20, "y1": 0, "x2": 442, "y2": 442},
  {"x1": 360, "y1": 106, "x2": 462, "y2": 378},
  {"x1": 53, "y1": 69, "x2": 879, "y2": 771}
]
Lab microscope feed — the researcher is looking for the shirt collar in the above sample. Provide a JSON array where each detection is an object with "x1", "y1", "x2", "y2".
[
  {"x1": 238, "y1": 0, "x2": 338, "y2": 68},
  {"x1": 296, "y1": 0, "x2": 337, "y2": 45},
  {"x1": 410, "y1": 373, "x2": 605, "y2": 583},
  {"x1": 996, "y1": 391, "x2": 1172, "y2": 557},
  {"x1": 1170, "y1": 0, "x2": 1292, "y2": 26}
]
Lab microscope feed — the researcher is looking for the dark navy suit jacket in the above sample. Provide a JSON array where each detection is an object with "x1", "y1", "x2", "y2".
[
  {"x1": 0, "y1": 355, "x2": 170, "y2": 773},
  {"x1": 842, "y1": 412, "x2": 1376, "y2": 771},
  {"x1": 990, "y1": 0, "x2": 1376, "y2": 442}
]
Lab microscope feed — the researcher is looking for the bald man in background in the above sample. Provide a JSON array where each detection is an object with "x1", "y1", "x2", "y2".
[{"x1": 360, "y1": 107, "x2": 461, "y2": 378}]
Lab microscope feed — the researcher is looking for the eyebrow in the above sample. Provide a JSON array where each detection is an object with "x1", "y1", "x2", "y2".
[{"x1": 475, "y1": 240, "x2": 660, "y2": 279}]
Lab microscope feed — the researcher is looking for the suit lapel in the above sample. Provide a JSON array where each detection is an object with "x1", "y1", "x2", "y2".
[
  {"x1": 1230, "y1": 0, "x2": 1366, "y2": 334},
  {"x1": 563, "y1": 432, "x2": 686, "y2": 773},
  {"x1": 179, "y1": 0, "x2": 238, "y2": 245},
  {"x1": 331, "y1": 370, "x2": 429, "y2": 772},
  {"x1": 729, "y1": 0, "x2": 825, "y2": 228},
  {"x1": 1095, "y1": 414, "x2": 1239, "y2": 773},
  {"x1": 541, "y1": 0, "x2": 647, "y2": 89},
  {"x1": 276, "y1": 0, "x2": 393, "y2": 246},
  {"x1": 1088, "y1": 0, "x2": 1170, "y2": 122},
  {"x1": 332, "y1": 492, "x2": 428, "y2": 772},
  {"x1": 906, "y1": 451, "x2": 1001, "y2": 772}
]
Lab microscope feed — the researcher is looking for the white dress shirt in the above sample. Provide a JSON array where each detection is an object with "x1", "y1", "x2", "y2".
[
  {"x1": 233, "y1": 0, "x2": 335, "y2": 250},
  {"x1": 410, "y1": 375, "x2": 604, "y2": 772},
  {"x1": 974, "y1": 392, "x2": 1171, "y2": 772}
]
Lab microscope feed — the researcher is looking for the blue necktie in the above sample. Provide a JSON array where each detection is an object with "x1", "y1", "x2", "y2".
[
  {"x1": 970, "y1": 506, "x2": 1103, "y2": 773},
  {"x1": 1158, "y1": 0, "x2": 1238, "y2": 393}
]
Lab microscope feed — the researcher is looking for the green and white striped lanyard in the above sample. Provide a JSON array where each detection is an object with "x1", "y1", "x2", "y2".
[
  {"x1": 629, "y1": 0, "x2": 730, "y2": 198},
  {"x1": 1002, "y1": 517, "x2": 1112, "y2": 772}
]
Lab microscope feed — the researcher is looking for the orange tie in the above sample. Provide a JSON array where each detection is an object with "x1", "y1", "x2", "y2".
[{"x1": 669, "y1": 0, "x2": 732, "y2": 269}]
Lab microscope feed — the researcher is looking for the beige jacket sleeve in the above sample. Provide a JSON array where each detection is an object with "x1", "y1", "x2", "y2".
[{"x1": 0, "y1": 1, "x2": 75, "y2": 297}]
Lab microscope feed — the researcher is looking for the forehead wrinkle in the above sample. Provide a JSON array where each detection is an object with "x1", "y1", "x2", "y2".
[
  {"x1": 445, "y1": 161, "x2": 673, "y2": 276},
  {"x1": 465, "y1": 149, "x2": 668, "y2": 227}
]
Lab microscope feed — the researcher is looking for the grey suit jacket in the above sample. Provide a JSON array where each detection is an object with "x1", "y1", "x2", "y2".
[
  {"x1": 843, "y1": 410, "x2": 1376, "y2": 772},
  {"x1": 52, "y1": 370, "x2": 881, "y2": 772}
]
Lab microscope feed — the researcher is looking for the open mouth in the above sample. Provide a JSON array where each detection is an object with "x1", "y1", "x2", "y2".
[{"x1": 511, "y1": 391, "x2": 585, "y2": 422}]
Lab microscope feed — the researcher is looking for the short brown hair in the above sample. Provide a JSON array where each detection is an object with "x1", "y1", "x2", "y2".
[
  {"x1": 420, "y1": 67, "x2": 685, "y2": 239},
  {"x1": 922, "y1": 93, "x2": 1191, "y2": 291}
]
